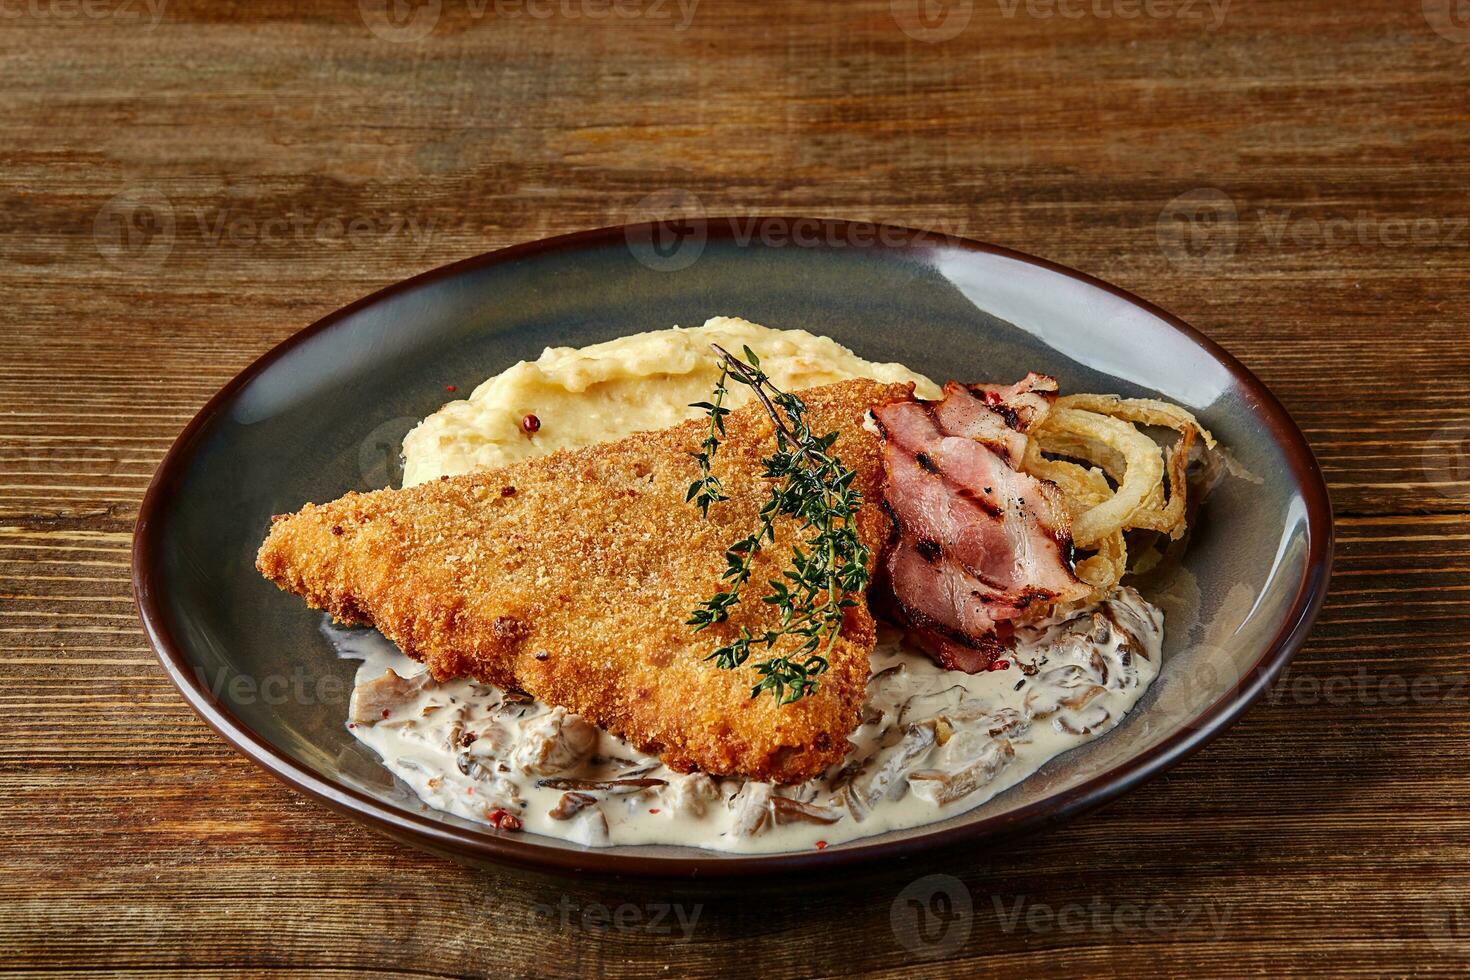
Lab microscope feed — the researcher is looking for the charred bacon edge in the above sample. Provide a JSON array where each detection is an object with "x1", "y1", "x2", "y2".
[
  {"x1": 882, "y1": 440, "x2": 1073, "y2": 589},
  {"x1": 870, "y1": 379, "x2": 1083, "y2": 670}
]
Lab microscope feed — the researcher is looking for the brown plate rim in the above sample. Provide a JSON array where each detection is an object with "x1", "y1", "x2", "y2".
[{"x1": 132, "y1": 218, "x2": 1334, "y2": 879}]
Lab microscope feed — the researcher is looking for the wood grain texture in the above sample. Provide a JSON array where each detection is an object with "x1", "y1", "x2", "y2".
[{"x1": 4, "y1": 0, "x2": 1468, "y2": 975}]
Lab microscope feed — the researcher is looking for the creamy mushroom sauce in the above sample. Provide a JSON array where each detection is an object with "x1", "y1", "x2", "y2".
[{"x1": 328, "y1": 588, "x2": 1161, "y2": 854}]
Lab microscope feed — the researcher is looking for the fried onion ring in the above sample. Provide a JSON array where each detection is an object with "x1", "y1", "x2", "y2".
[
  {"x1": 1058, "y1": 394, "x2": 1212, "y2": 540},
  {"x1": 1021, "y1": 439, "x2": 1112, "y2": 508},
  {"x1": 1055, "y1": 394, "x2": 1216, "y2": 448},
  {"x1": 1019, "y1": 393, "x2": 1212, "y2": 595},
  {"x1": 1040, "y1": 407, "x2": 1163, "y2": 549},
  {"x1": 1074, "y1": 529, "x2": 1127, "y2": 592}
]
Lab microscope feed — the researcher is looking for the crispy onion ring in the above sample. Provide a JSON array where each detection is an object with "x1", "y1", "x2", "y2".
[
  {"x1": 1055, "y1": 394, "x2": 1216, "y2": 449},
  {"x1": 1057, "y1": 394, "x2": 1213, "y2": 540},
  {"x1": 1074, "y1": 529, "x2": 1127, "y2": 591},
  {"x1": 1040, "y1": 408, "x2": 1163, "y2": 549},
  {"x1": 1032, "y1": 427, "x2": 1129, "y2": 480},
  {"x1": 1021, "y1": 394, "x2": 1211, "y2": 594},
  {"x1": 1021, "y1": 439, "x2": 1111, "y2": 508}
]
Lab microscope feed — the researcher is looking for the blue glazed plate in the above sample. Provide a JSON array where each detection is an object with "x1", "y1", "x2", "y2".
[{"x1": 133, "y1": 220, "x2": 1332, "y2": 878}]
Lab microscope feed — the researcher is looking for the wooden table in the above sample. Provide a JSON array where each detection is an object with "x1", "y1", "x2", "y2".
[{"x1": 5, "y1": 1, "x2": 1467, "y2": 974}]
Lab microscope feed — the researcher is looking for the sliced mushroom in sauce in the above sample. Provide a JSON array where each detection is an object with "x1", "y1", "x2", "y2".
[
  {"x1": 349, "y1": 669, "x2": 432, "y2": 725},
  {"x1": 335, "y1": 586, "x2": 1163, "y2": 852},
  {"x1": 909, "y1": 736, "x2": 1016, "y2": 806}
]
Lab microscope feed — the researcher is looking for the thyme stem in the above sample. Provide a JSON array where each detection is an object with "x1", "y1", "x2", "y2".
[
  {"x1": 685, "y1": 362, "x2": 731, "y2": 517},
  {"x1": 685, "y1": 344, "x2": 871, "y2": 704}
]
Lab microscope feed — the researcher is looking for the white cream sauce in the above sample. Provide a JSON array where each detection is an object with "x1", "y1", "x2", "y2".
[{"x1": 330, "y1": 588, "x2": 1161, "y2": 854}]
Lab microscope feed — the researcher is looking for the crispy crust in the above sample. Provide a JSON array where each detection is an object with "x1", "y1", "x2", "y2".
[{"x1": 256, "y1": 379, "x2": 912, "y2": 784}]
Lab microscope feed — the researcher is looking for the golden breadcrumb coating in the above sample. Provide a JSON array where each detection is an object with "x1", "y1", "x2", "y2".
[{"x1": 256, "y1": 379, "x2": 912, "y2": 784}]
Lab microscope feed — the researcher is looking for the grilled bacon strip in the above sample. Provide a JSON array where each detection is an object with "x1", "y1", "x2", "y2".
[
  {"x1": 872, "y1": 375, "x2": 1089, "y2": 673},
  {"x1": 930, "y1": 373, "x2": 1057, "y2": 468}
]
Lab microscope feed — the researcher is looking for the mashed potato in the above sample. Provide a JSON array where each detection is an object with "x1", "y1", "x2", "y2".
[{"x1": 401, "y1": 316, "x2": 940, "y2": 486}]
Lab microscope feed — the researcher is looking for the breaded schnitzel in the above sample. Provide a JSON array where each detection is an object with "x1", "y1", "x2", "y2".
[{"x1": 257, "y1": 379, "x2": 911, "y2": 784}]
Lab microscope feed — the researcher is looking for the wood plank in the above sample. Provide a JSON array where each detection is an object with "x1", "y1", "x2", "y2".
[{"x1": 3, "y1": 0, "x2": 1467, "y2": 973}]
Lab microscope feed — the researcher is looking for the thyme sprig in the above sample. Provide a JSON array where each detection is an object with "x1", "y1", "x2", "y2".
[
  {"x1": 685, "y1": 362, "x2": 731, "y2": 517},
  {"x1": 685, "y1": 344, "x2": 871, "y2": 705}
]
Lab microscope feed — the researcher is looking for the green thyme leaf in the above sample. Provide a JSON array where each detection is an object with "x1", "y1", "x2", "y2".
[{"x1": 685, "y1": 344, "x2": 871, "y2": 705}]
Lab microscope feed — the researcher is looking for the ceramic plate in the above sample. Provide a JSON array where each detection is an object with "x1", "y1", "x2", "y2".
[{"x1": 134, "y1": 220, "x2": 1332, "y2": 877}]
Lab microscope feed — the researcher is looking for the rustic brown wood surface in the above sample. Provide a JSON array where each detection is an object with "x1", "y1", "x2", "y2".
[{"x1": 4, "y1": 0, "x2": 1468, "y2": 975}]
